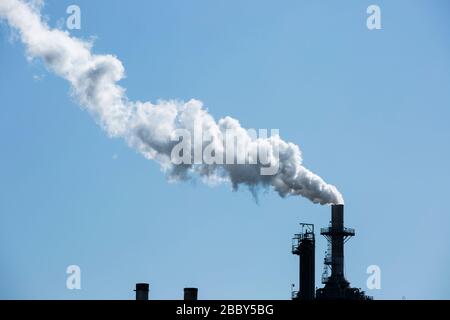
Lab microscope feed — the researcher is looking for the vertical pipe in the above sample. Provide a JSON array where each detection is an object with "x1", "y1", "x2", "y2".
[
  {"x1": 184, "y1": 288, "x2": 198, "y2": 300},
  {"x1": 299, "y1": 235, "x2": 315, "y2": 300},
  {"x1": 331, "y1": 204, "x2": 344, "y2": 279},
  {"x1": 135, "y1": 283, "x2": 149, "y2": 300}
]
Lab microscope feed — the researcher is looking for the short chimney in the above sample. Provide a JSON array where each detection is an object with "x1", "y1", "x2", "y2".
[
  {"x1": 135, "y1": 283, "x2": 149, "y2": 300},
  {"x1": 184, "y1": 288, "x2": 198, "y2": 301}
]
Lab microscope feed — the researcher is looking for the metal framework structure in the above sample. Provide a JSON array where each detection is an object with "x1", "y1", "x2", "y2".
[
  {"x1": 315, "y1": 205, "x2": 370, "y2": 300},
  {"x1": 293, "y1": 205, "x2": 371, "y2": 301}
]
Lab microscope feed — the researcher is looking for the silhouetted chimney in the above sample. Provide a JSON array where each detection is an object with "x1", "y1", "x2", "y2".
[
  {"x1": 292, "y1": 224, "x2": 315, "y2": 300},
  {"x1": 135, "y1": 283, "x2": 149, "y2": 300},
  {"x1": 184, "y1": 288, "x2": 198, "y2": 301}
]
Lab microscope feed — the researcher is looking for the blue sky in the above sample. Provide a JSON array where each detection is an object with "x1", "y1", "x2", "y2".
[{"x1": 1, "y1": 0, "x2": 449, "y2": 299}]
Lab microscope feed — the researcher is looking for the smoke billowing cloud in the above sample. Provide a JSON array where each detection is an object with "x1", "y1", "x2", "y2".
[{"x1": 0, "y1": 0, "x2": 344, "y2": 205}]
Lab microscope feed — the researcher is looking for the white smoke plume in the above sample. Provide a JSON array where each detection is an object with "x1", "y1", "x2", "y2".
[{"x1": 0, "y1": 0, "x2": 344, "y2": 205}]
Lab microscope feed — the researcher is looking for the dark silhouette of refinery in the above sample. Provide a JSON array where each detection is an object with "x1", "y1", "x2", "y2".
[
  {"x1": 292, "y1": 204, "x2": 370, "y2": 300},
  {"x1": 134, "y1": 204, "x2": 370, "y2": 300}
]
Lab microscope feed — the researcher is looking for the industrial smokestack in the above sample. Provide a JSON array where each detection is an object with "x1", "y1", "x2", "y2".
[
  {"x1": 331, "y1": 204, "x2": 345, "y2": 279},
  {"x1": 184, "y1": 288, "x2": 198, "y2": 301},
  {"x1": 292, "y1": 224, "x2": 315, "y2": 300},
  {"x1": 316, "y1": 205, "x2": 371, "y2": 300},
  {"x1": 135, "y1": 283, "x2": 149, "y2": 300},
  {"x1": 319, "y1": 205, "x2": 353, "y2": 287}
]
